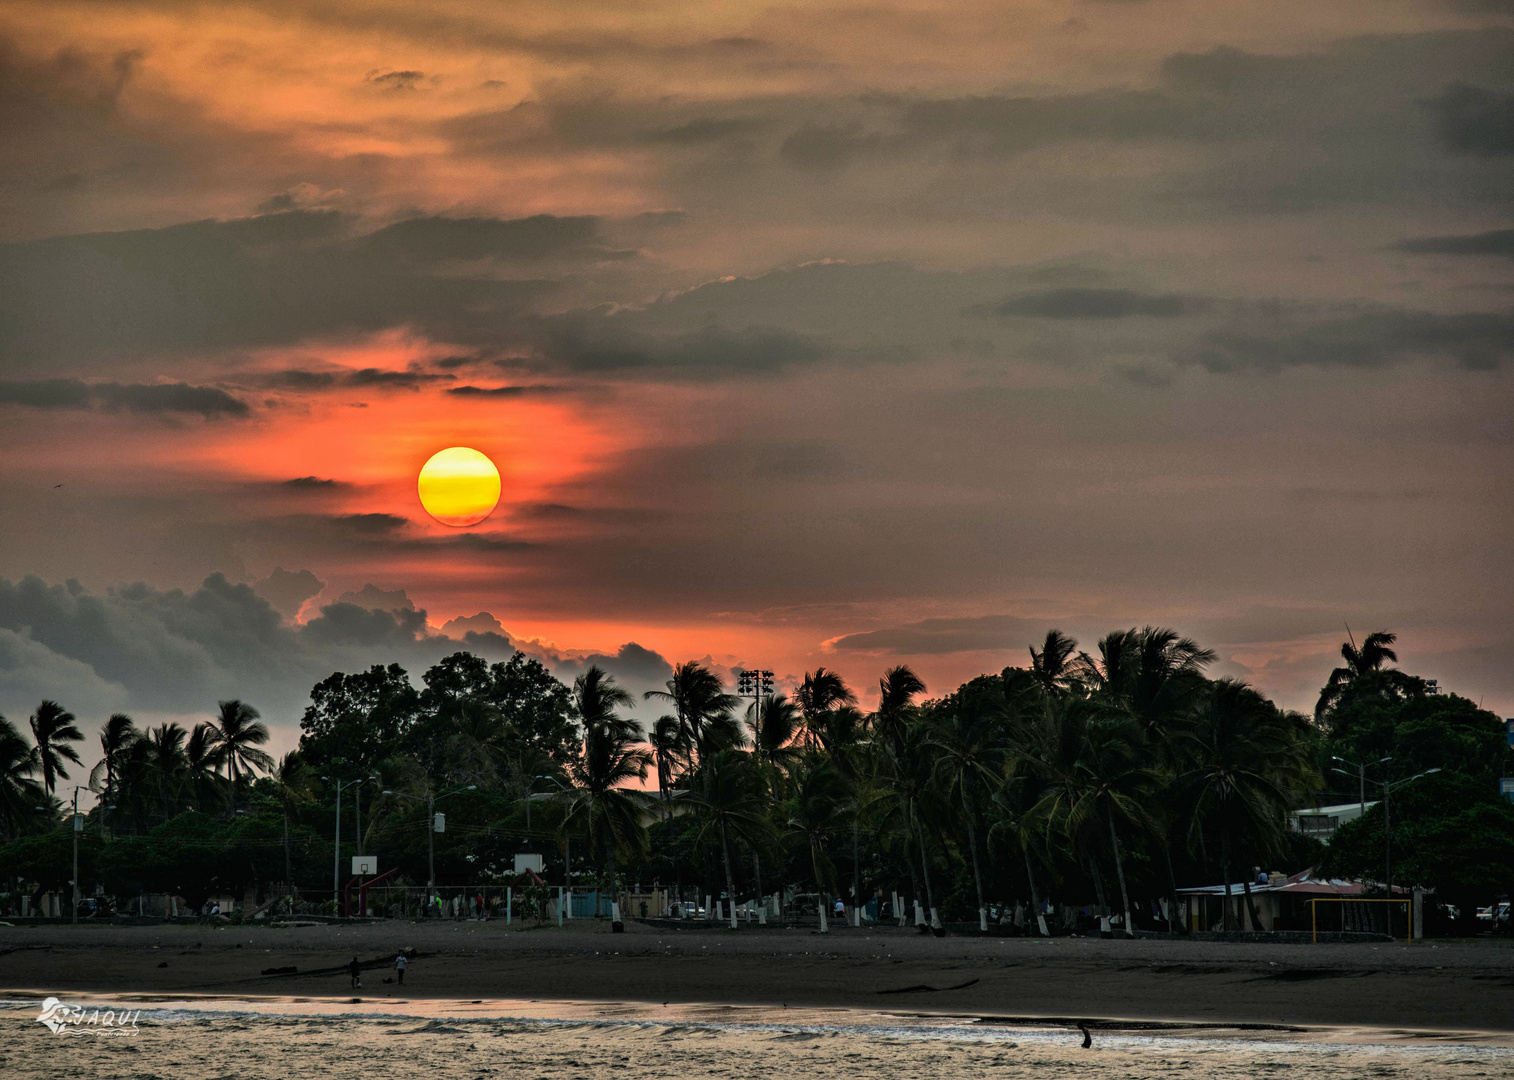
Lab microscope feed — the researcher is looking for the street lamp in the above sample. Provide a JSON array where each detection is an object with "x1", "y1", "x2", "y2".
[
  {"x1": 1381, "y1": 767, "x2": 1441, "y2": 935},
  {"x1": 535, "y1": 774, "x2": 572, "y2": 891},
  {"x1": 68, "y1": 786, "x2": 89, "y2": 924},
  {"x1": 321, "y1": 776, "x2": 378, "y2": 905},
  {"x1": 381, "y1": 784, "x2": 477, "y2": 893},
  {"x1": 1330, "y1": 755, "x2": 1391, "y2": 816}
]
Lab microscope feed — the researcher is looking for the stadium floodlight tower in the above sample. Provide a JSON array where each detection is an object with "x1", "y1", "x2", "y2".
[{"x1": 736, "y1": 668, "x2": 774, "y2": 761}]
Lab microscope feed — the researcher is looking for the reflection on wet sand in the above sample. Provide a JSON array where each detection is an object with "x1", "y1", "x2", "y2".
[{"x1": 3, "y1": 994, "x2": 1512, "y2": 1079}]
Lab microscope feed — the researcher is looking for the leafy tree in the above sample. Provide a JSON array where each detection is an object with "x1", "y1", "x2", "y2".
[
  {"x1": 1322, "y1": 772, "x2": 1514, "y2": 930},
  {"x1": 299, "y1": 664, "x2": 421, "y2": 772}
]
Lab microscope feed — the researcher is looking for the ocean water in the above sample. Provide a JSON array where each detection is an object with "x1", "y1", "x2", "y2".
[{"x1": 3, "y1": 995, "x2": 1510, "y2": 1079}]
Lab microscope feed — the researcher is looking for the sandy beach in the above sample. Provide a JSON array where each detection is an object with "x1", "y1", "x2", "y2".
[{"x1": 4, "y1": 921, "x2": 1512, "y2": 1033}]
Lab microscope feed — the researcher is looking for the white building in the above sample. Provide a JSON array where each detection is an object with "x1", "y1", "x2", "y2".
[{"x1": 1290, "y1": 801, "x2": 1377, "y2": 840}]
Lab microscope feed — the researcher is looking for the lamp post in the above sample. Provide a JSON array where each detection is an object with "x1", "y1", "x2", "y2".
[
  {"x1": 1331, "y1": 754, "x2": 1391, "y2": 817},
  {"x1": 536, "y1": 774, "x2": 571, "y2": 895},
  {"x1": 1381, "y1": 768, "x2": 1441, "y2": 936},
  {"x1": 69, "y1": 786, "x2": 88, "y2": 924},
  {"x1": 321, "y1": 776, "x2": 377, "y2": 906}
]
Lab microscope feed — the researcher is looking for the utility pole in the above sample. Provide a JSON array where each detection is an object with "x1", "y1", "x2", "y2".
[
  {"x1": 1330, "y1": 755, "x2": 1390, "y2": 819},
  {"x1": 71, "y1": 786, "x2": 82, "y2": 924},
  {"x1": 1382, "y1": 768, "x2": 1441, "y2": 938}
]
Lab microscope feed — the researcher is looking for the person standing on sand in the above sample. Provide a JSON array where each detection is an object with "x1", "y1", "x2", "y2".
[
  {"x1": 395, "y1": 953, "x2": 407, "y2": 985},
  {"x1": 349, "y1": 956, "x2": 362, "y2": 989}
]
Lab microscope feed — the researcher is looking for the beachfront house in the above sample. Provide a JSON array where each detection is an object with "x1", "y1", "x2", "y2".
[{"x1": 1175, "y1": 869, "x2": 1398, "y2": 933}]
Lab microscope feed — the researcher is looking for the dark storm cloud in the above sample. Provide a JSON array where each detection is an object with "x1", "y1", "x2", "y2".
[
  {"x1": 545, "y1": 323, "x2": 828, "y2": 375},
  {"x1": 329, "y1": 512, "x2": 409, "y2": 534},
  {"x1": 827, "y1": 614, "x2": 1052, "y2": 655},
  {"x1": 0, "y1": 210, "x2": 592, "y2": 370},
  {"x1": 0, "y1": 571, "x2": 675, "y2": 720},
  {"x1": 281, "y1": 476, "x2": 346, "y2": 490},
  {"x1": 0, "y1": 378, "x2": 249, "y2": 416},
  {"x1": 988, "y1": 288, "x2": 1191, "y2": 319},
  {"x1": 252, "y1": 566, "x2": 325, "y2": 619},
  {"x1": 354, "y1": 213, "x2": 623, "y2": 262},
  {"x1": 446, "y1": 383, "x2": 562, "y2": 397},
  {"x1": 1428, "y1": 83, "x2": 1514, "y2": 156},
  {"x1": 1400, "y1": 228, "x2": 1514, "y2": 255},
  {"x1": 1191, "y1": 310, "x2": 1514, "y2": 372}
]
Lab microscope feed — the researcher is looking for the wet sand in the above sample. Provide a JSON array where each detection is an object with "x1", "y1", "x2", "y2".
[
  {"x1": 3, "y1": 921, "x2": 1513, "y2": 1032},
  {"x1": 3, "y1": 993, "x2": 1511, "y2": 1080}
]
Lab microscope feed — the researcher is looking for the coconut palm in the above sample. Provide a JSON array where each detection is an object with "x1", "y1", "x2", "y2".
[
  {"x1": 645, "y1": 662, "x2": 740, "y2": 782},
  {"x1": 0, "y1": 716, "x2": 45, "y2": 839},
  {"x1": 785, "y1": 753, "x2": 852, "y2": 919},
  {"x1": 926, "y1": 690, "x2": 1005, "y2": 931},
  {"x1": 136, "y1": 722, "x2": 189, "y2": 823},
  {"x1": 650, "y1": 714, "x2": 684, "y2": 808},
  {"x1": 747, "y1": 692, "x2": 801, "y2": 769},
  {"x1": 88, "y1": 713, "x2": 139, "y2": 837},
  {"x1": 28, "y1": 700, "x2": 83, "y2": 796},
  {"x1": 1174, "y1": 679, "x2": 1317, "y2": 930},
  {"x1": 185, "y1": 722, "x2": 225, "y2": 814},
  {"x1": 210, "y1": 700, "x2": 273, "y2": 817},
  {"x1": 873, "y1": 665, "x2": 925, "y2": 758},
  {"x1": 1315, "y1": 630, "x2": 1408, "y2": 721},
  {"x1": 270, "y1": 751, "x2": 315, "y2": 890},
  {"x1": 561, "y1": 666, "x2": 653, "y2": 896},
  {"x1": 1075, "y1": 627, "x2": 1214, "y2": 736},
  {"x1": 796, "y1": 668, "x2": 858, "y2": 750},
  {"x1": 688, "y1": 748, "x2": 776, "y2": 921},
  {"x1": 1029, "y1": 630, "x2": 1080, "y2": 698}
]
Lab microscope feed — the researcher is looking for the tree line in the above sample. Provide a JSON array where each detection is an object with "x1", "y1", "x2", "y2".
[{"x1": 3, "y1": 628, "x2": 1511, "y2": 929}]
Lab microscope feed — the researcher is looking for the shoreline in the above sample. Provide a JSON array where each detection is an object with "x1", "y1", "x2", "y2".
[{"x1": 4, "y1": 922, "x2": 1513, "y2": 1034}]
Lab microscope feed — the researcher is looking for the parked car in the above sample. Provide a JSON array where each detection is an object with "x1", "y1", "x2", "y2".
[{"x1": 75, "y1": 897, "x2": 114, "y2": 919}]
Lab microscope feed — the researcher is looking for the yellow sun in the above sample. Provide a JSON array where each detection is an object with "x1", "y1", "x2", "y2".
[{"x1": 418, "y1": 447, "x2": 501, "y2": 527}]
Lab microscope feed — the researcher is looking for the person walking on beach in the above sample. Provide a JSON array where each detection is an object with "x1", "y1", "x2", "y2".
[
  {"x1": 348, "y1": 956, "x2": 362, "y2": 989},
  {"x1": 395, "y1": 953, "x2": 407, "y2": 985}
]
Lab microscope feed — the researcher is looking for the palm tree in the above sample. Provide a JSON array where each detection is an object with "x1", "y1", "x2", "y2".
[
  {"x1": 88, "y1": 713, "x2": 139, "y2": 837},
  {"x1": 270, "y1": 751, "x2": 315, "y2": 892},
  {"x1": 138, "y1": 722, "x2": 189, "y2": 823},
  {"x1": 1175, "y1": 679, "x2": 1317, "y2": 930},
  {"x1": 28, "y1": 700, "x2": 83, "y2": 796},
  {"x1": 562, "y1": 666, "x2": 653, "y2": 899},
  {"x1": 645, "y1": 662, "x2": 740, "y2": 783},
  {"x1": 796, "y1": 667, "x2": 858, "y2": 750},
  {"x1": 1315, "y1": 630, "x2": 1406, "y2": 721},
  {"x1": 747, "y1": 692, "x2": 801, "y2": 769},
  {"x1": 785, "y1": 753, "x2": 852, "y2": 924},
  {"x1": 689, "y1": 748, "x2": 776, "y2": 923},
  {"x1": 1075, "y1": 627, "x2": 1214, "y2": 736},
  {"x1": 1029, "y1": 630, "x2": 1080, "y2": 698},
  {"x1": 650, "y1": 714, "x2": 684, "y2": 808},
  {"x1": 926, "y1": 692, "x2": 1004, "y2": 931},
  {"x1": 186, "y1": 722, "x2": 225, "y2": 813},
  {"x1": 0, "y1": 716, "x2": 45, "y2": 839},
  {"x1": 210, "y1": 700, "x2": 274, "y2": 817},
  {"x1": 873, "y1": 665, "x2": 925, "y2": 760},
  {"x1": 1069, "y1": 715, "x2": 1156, "y2": 937}
]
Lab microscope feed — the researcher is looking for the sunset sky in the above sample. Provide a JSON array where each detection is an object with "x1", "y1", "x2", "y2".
[{"x1": 1, "y1": 0, "x2": 1511, "y2": 772}]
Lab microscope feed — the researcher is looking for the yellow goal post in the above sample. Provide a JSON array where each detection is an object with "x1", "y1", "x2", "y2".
[{"x1": 1307, "y1": 896, "x2": 1414, "y2": 943}]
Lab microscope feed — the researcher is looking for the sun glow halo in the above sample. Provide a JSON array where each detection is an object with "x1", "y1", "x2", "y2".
[{"x1": 418, "y1": 447, "x2": 501, "y2": 526}]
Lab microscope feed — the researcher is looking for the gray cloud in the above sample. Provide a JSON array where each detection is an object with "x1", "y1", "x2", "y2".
[
  {"x1": 826, "y1": 614, "x2": 1052, "y2": 655},
  {"x1": 252, "y1": 567, "x2": 325, "y2": 619},
  {"x1": 0, "y1": 378, "x2": 249, "y2": 416},
  {"x1": 1191, "y1": 310, "x2": 1514, "y2": 372},
  {"x1": 1400, "y1": 228, "x2": 1514, "y2": 256},
  {"x1": 1429, "y1": 83, "x2": 1514, "y2": 156},
  {"x1": 989, "y1": 288, "x2": 1190, "y2": 319},
  {"x1": 0, "y1": 571, "x2": 674, "y2": 725}
]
